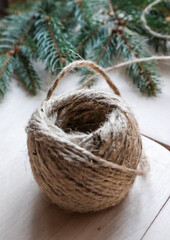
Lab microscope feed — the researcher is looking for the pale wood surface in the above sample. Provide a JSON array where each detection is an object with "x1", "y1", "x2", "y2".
[
  {"x1": 143, "y1": 198, "x2": 170, "y2": 240},
  {"x1": 0, "y1": 64, "x2": 170, "y2": 240}
]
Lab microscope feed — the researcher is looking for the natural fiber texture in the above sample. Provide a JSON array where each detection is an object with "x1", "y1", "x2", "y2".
[
  {"x1": 26, "y1": 60, "x2": 149, "y2": 213},
  {"x1": 82, "y1": 56, "x2": 170, "y2": 88},
  {"x1": 141, "y1": 0, "x2": 170, "y2": 40}
]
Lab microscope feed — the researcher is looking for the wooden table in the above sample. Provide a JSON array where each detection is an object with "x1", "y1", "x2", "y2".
[{"x1": 0, "y1": 63, "x2": 170, "y2": 240}]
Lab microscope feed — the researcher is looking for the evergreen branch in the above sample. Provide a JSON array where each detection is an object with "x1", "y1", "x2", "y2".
[
  {"x1": 117, "y1": 30, "x2": 160, "y2": 95},
  {"x1": 18, "y1": 17, "x2": 35, "y2": 45},
  {"x1": 0, "y1": 55, "x2": 11, "y2": 79},
  {"x1": 96, "y1": 29, "x2": 115, "y2": 63},
  {"x1": 80, "y1": 0, "x2": 160, "y2": 96},
  {"x1": 141, "y1": 0, "x2": 170, "y2": 40},
  {"x1": 0, "y1": 14, "x2": 33, "y2": 52},
  {"x1": 46, "y1": 16, "x2": 63, "y2": 62},
  {"x1": 77, "y1": 29, "x2": 99, "y2": 50},
  {"x1": 20, "y1": 37, "x2": 39, "y2": 59},
  {"x1": 75, "y1": 0, "x2": 87, "y2": 26},
  {"x1": 0, "y1": 0, "x2": 169, "y2": 98},
  {"x1": 111, "y1": 0, "x2": 170, "y2": 53},
  {"x1": 0, "y1": 54, "x2": 15, "y2": 97},
  {"x1": 79, "y1": 26, "x2": 116, "y2": 84},
  {"x1": 15, "y1": 52, "x2": 40, "y2": 94},
  {"x1": 0, "y1": 14, "x2": 36, "y2": 61},
  {"x1": 17, "y1": 53, "x2": 36, "y2": 91},
  {"x1": 120, "y1": 31, "x2": 149, "y2": 73},
  {"x1": 67, "y1": 0, "x2": 106, "y2": 51},
  {"x1": 68, "y1": 0, "x2": 100, "y2": 28},
  {"x1": 0, "y1": 13, "x2": 40, "y2": 97},
  {"x1": 34, "y1": 14, "x2": 77, "y2": 74}
]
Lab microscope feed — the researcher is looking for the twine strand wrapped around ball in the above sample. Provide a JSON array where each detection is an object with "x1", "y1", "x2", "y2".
[{"x1": 26, "y1": 60, "x2": 149, "y2": 213}]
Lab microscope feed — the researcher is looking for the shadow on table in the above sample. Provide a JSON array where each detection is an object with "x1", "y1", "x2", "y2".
[{"x1": 29, "y1": 189, "x2": 142, "y2": 240}]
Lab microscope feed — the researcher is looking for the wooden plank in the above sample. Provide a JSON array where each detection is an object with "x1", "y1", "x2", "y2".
[
  {"x1": 0, "y1": 80, "x2": 170, "y2": 240},
  {"x1": 142, "y1": 198, "x2": 170, "y2": 240},
  {"x1": 49, "y1": 137, "x2": 170, "y2": 240}
]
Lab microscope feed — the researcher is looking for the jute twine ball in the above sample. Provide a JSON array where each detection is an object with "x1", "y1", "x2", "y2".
[{"x1": 26, "y1": 60, "x2": 149, "y2": 213}]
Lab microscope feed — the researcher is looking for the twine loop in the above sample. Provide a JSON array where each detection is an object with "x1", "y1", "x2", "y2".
[{"x1": 141, "y1": 0, "x2": 170, "y2": 40}]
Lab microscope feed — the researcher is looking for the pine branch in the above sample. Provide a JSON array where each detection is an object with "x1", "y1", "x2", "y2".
[
  {"x1": 0, "y1": 0, "x2": 169, "y2": 99},
  {"x1": 15, "y1": 52, "x2": 40, "y2": 94},
  {"x1": 79, "y1": 0, "x2": 161, "y2": 95},
  {"x1": 79, "y1": 27, "x2": 113, "y2": 82},
  {"x1": 96, "y1": 29, "x2": 115, "y2": 63},
  {"x1": 80, "y1": 28, "x2": 116, "y2": 84},
  {"x1": 0, "y1": 14, "x2": 33, "y2": 52},
  {"x1": 0, "y1": 13, "x2": 40, "y2": 97},
  {"x1": 47, "y1": 17, "x2": 63, "y2": 61},
  {"x1": 68, "y1": 0, "x2": 102, "y2": 28},
  {"x1": 117, "y1": 30, "x2": 160, "y2": 95},
  {"x1": 34, "y1": 14, "x2": 77, "y2": 74},
  {"x1": 68, "y1": 0, "x2": 108, "y2": 52},
  {"x1": 111, "y1": 0, "x2": 170, "y2": 52},
  {"x1": 77, "y1": 29, "x2": 99, "y2": 51},
  {"x1": 71, "y1": 0, "x2": 87, "y2": 27},
  {"x1": 0, "y1": 54, "x2": 15, "y2": 97},
  {"x1": 0, "y1": 56, "x2": 10, "y2": 79},
  {"x1": 0, "y1": 14, "x2": 36, "y2": 60},
  {"x1": 141, "y1": 0, "x2": 170, "y2": 40},
  {"x1": 20, "y1": 36, "x2": 39, "y2": 59}
]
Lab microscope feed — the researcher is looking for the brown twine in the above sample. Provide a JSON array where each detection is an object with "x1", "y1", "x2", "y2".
[
  {"x1": 141, "y1": 0, "x2": 170, "y2": 40},
  {"x1": 81, "y1": 56, "x2": 170, "y2": 88},
  {"x1": 26, "y1": 60, "x2": 149, "y2": 213},
  {"x1": 46, "y1": 60, "x2": 121, "y2": 100}
]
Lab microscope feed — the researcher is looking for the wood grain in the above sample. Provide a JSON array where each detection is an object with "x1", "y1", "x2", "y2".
[
  {"x1": 142, "y1": 198, "x2": 170, "y2": 240},
  {"x1": 0, "y1": 69, "x2": 170, "y2": 240}
]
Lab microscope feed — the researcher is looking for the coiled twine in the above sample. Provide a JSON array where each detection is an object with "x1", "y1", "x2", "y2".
[{"x1": 26, "y1": 60, "x2": 149, "y2": 212}]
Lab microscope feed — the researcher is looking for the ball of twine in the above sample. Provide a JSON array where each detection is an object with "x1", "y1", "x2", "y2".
[{"x1": 26, "y1": 60, "x2": 149, "y2": 213}]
